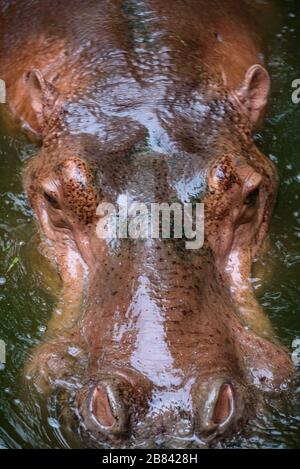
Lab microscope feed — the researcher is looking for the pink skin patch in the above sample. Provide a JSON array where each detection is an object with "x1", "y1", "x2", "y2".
[
  {"x1": 92, "y1": 386, "x2": 115, "y2": 428},
  {"x1": 212, "y1": 383, "x2": 234, "y2": 425}
]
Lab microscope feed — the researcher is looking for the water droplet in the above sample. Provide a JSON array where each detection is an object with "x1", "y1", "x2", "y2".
[
  {"x1": 67, "y1": 346, "x2": 81, "y2": 357},
  {"x1": 292, "y1": 337, "x2": 300, "y2": 349},
  {"x1": 48, "y1": 417, "x2": 60, "y2": 429}
]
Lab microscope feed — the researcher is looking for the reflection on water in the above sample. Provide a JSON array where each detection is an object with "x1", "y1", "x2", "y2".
[{"x1": 0, "y1": 0, "x2": 300, "y2": 449}]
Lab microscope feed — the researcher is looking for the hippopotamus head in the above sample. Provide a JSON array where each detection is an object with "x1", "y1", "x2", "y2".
[{"x1": 22, "y1": 63, "x2": 293, "y2": 447}]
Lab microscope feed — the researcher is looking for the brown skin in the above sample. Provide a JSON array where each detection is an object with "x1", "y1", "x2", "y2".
[{"x1": 0, "y1": 0, "x2": 294, "y2": 447}]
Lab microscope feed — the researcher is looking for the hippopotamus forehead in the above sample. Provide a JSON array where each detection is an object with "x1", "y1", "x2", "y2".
[
  {"x1": 60, "y1": 108, "x2": 218, "y2": 204},
  {"x1": 58, "y1": 111, "x2": 232, "y2": 202},
  {"x1": 65, "y1": 87, "x2": 216, "y2": 152}
]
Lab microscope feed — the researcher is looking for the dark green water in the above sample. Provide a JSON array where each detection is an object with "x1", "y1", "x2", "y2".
[{"x1": 0, "y1": 0, "x2": 300, "y2": 449}]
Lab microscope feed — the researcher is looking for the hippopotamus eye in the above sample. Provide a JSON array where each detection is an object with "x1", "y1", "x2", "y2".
[
  {"x1": 239, "y1": 186, "x2": 260, "y2": 225},
  {"x1": 244, "y1": 187, "x2": 259, "y2": 207},
  {"x1": 44, "y1": 191, "x2": 61, "y2": 210}
]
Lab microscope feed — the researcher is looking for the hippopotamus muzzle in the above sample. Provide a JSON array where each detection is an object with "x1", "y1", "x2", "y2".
[{"x1": 77, "y1": 373, "x2": 252, "y2": 445}]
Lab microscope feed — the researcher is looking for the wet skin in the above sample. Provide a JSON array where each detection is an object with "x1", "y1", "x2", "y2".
[{"x1": 0, "y1": 0, "x2": 294, "y2": 447}]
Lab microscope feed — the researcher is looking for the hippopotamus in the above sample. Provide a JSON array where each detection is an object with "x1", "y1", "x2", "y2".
[{"x1": 0, "y1": 0, "x2": 294, "y2": 448}]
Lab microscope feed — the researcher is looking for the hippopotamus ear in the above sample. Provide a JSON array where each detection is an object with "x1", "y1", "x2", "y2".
[
  {"x1": 21, "y1": 69, "x2": 58, "y2": 139},
  {"x1": 235, "y1": 64, "x2": 270, "y2": 127}
]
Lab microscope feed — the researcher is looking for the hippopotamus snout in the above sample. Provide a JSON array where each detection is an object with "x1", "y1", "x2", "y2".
[{"x1": 76, "y1": 372, "x2": 250, "y2": 445}]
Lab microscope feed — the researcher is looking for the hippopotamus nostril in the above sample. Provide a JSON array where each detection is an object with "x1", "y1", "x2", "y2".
[
  {"x1": 212, "y1": 383, "x2": 234, "y2": 426},
  {"x1": 194, "y1": 379, "x2": 241, "y2": 441},
  {"x1": 92, "y1": 385, "x2": 116, "y2": 428},
  {"x1": 78, "y1": 380, "x2": 129, "y2": 436}
]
